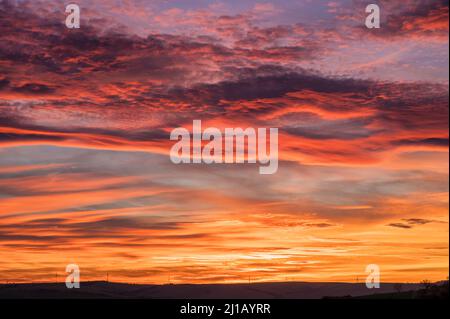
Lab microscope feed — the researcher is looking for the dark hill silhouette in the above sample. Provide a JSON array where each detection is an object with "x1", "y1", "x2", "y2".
[{"x1": 0, "y1": 281, "x2": 427, "y2": 299}]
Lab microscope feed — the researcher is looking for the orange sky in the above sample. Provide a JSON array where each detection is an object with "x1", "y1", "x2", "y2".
[{"x1": 0, "y1": 0, "x2": 448, "y2": 284}]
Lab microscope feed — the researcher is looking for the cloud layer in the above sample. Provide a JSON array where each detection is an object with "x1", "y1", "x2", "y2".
[{"x1": 0, "y1": 0, "x2": 448, "y2": 284}]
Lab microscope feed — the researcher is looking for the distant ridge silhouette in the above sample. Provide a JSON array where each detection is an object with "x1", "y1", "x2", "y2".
[{"x1": 0, "y1": 281, "x2": 431, "y2": 299}]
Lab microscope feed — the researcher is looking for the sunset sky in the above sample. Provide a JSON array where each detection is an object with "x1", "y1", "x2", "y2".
[{"x1": 0, "y1": 0, "x2": 448, "y2": 284}]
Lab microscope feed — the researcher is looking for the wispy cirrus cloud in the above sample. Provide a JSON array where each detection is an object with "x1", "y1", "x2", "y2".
[{"x1": 387, "y1": 217, "x2": 447, "y2": 229}]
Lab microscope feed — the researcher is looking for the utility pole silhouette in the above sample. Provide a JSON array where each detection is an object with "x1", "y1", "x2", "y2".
[{"x1": 106, "y1": 272, "x2": 109, "y2": 283}]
